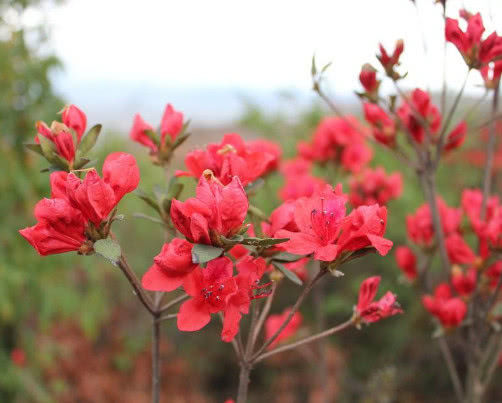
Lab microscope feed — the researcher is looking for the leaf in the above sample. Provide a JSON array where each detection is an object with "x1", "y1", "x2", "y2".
[
  {"x1": 321, "y1": 61, "x2": 332, "y2": 74},
  {"x1": 172, "y1": 132, "x2": 190, "y2": 149},
  {"x1": 73, "y1": 157, "x2": 91, "y2": 169},
  {"x1": 311, "y1": 54, "x2": 317, "y2": 77},
  {"x1": 272, "y1": 262, "x2": 303, "y2": 286},
  {"x1": 271, "y1": 252, "x2": 304, "y2": 262},
  {"x1": 241, "y1": 237, "x2": 289, "y2": 247},
  {"x1": 191, "y1": 244, "x2": 224, "y2": 264},
  {"x1": 145, "y1": 130, "x2": 160, "y2": 146},
  {"x1": 135, "y1": 189, "x2": 161, "y2": 213},
  {"x1": 37, "y1": 134, "x2": 56, "y2": 161},
  {"x1": 219, "y1": 235, "x2": 244, "y2": 246},
  {"x1": 94, "y1": 239, "x2": 121, "y2": 266},
  {"x1": 78, "y1": 124, "x2": 101, "y2": 156},
  {"x1": 24, "y1": 143, "x2": 44, "y2": 156}
]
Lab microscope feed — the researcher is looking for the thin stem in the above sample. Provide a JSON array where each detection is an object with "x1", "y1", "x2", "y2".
[
  {"x1": 254, "y1": 318, "x2": 354, "y2": 364},
  {"x1": 117, "y1": 256, "x2": 156, "y2": 315},
  {"x1": 440, "y1": 4, "x2": 447, "y2": 114},
  {"x1": 481, "y1": 83, "x2": 500, "y2": 219},
  {"x1": 437, "y1": 336, "x2": 464, "y2": 403},
  {"x1": 236, "y1": 364, "x2": 251, "y2": 403},
  {"x1": 157, "y1": 313, "x2": 177, "y2": 323},
  {"x1": 152, "y1": 315, "x2": 161, "y2": 403},
  {"x1": 482, "y1": 334, "x2": 502, "y2": 391},
  {"x1": 435, "y1": 70, "x2": 471, "y2": 164},
  {"x1": 248, "y1": 282, "x2": 277, "y2": 354},
  {"x1": 251, "y1": 268, "x2": 327, "y2": 361},
  {"x1": 159, "y1": 293, "x2": 189, "y2": 313}
]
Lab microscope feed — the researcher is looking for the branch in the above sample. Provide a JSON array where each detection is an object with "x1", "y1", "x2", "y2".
[
  {"x1": 159, "y1": 293, "x2": 189, "y2": 314},
  {"x1": 117, "y1": 255, "x2": 156, "y2": 315},
  {"x1": 438, "y1": 336, "x2": 464, "y2": 403},
  {"x1": 251, "y1": 268, "x2": 327, "y2": 361},
  {"x1": 248, "y1": 282, "x2": 277, "y2": 354},
  {"x1": 254, "y1": 317, "x2": 354, "y2": 364}
]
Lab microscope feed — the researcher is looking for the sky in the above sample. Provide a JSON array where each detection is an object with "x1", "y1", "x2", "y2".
[{"x1": 16, "y1": 0, "x2": 502, "y2": 128}]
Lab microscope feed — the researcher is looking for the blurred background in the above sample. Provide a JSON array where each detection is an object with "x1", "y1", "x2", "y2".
[{"x1": 1, "y1": 0, "x2": 501, "y2": 402}]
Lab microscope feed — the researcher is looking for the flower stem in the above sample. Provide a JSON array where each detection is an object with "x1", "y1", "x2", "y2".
[
  {"x1": 438, "y1": 336, "x2": 464, "y2": 403},
  {"x1": 152, "y1": 314, "x2": 161, "y2": 403},
  {"x1": 236, "y1": 363, "x2": 252, "y2": 403}
]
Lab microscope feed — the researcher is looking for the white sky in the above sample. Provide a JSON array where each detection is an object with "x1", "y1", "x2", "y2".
[{"x1": 16, "y1": 0, "x2": 502, "y2": 126}]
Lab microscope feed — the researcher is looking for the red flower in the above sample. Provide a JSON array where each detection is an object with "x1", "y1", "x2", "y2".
[
  {"x1": 451, "y1": 266, "x2": 476, "y2": 297},
  {"x1": 61, "y1": 104, "x2": 87, "y2": 140},
  {"x1": 395, "y1": 246, "x2": 418, "y2": 281},
  {"x1": 130, "y1": 104, "x2": 184, "y2": 153},
  {"x1": 337, "y1": 204, "x2": 393, "y2": 256},
  {"x1": 349, "y1": 167, "x2": 402, "y2": 207},
  {"x1": 485, "y1": 261, "x2": 502, "y2": 289},
  {"x1": 262, "y1": 200, "x2": 299, "y2": 238},
  {"x1": 461, "y1": 188, "x2": 499, "y2": 238},
  {"x1": 276, "y1": 185, "x2": 347, "y2": 261},
  {"x1": 446, "y1": 233, "x2": 476, "y2": 265},
  {"x1": 363, "y1": 103, "x2": 396, "y2": 146},
  {"x1": 406, "y1": 199, "x2": 461, "y2": 247},
  {"x1": 397, "y1": 89, "x2": 441, "y2": 144},
  {"x1": 444, "y1": 121, "x2": 467, "y2": 153},
  {"x1": 170, "y1": 173, "x2": 248, "y2": 245},
  {"x1": 142, "y1": 239, "x2": 197, "y2": 292},
  {"x1": 356, "y1": 276, "x2": 402, "y2": 323},
  {"x1": 177, "y1": 257, "x2": 237, "y2": 332},
  {"x1": 19, "y1": 197, "x2": 87, "y2": 256},
  {"x1": 265, "y1": 308, "x2": 303, "y2": 348},
  {"x1": 480, "y1": 61, "x2": 502, "y2": 89},
  {"x1": 341, "y1": 142, "x2": 373, "y2": 173},
  {"x1": 248, "y1": 139, "x2": 282, "y2": 174},
  {"x1": 359, "y1": 63, "x2": 379, "y2": 94},
  {"x1": 377, "y1": 39, "x2": 404, "y2": 77},
  {"x1": 66, "y1": 153, "x2": 140, "y2": 226},
  {"x1": 177, "y1": 133, "x2": 278, "y2": 186},
  {"x1": 446, "y1": 13, "x2": 502, "y2": 68},
  {"x1": 422, "y1": 283, "x2": 467, "y2": 327},
  {"x1": 35, "y1": 121, "x2": 76, "y2": 164}
]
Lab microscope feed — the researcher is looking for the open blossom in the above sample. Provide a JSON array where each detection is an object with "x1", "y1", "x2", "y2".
[
  {"x1": 349, "y1": 167, "x2": 402, "y2": 207},
  {"x1": 397, "y1": 89, "x2": 441, "y2": 144},
  {"x1": 176, "y1": 133, "x2": 279, "y2": 186},
  {"x1": 422, "y1": 283, "x2": 467, "y2": 327},
  {"x1": 298, "y1": 116, "x2": 372, "y2": 173},
  {"x1": 395, "y1": 246, "x2": 418, "y2": 281},
  {"x1": 248, "y1": 139, "x2": 282, "y2": 174},
  {"x1": 170, "y1": 172, "x2": 248, "y2": 245},
  {"x1": 142, "y1": 239, "x2": 197, "y2": 292},
  {"x1": 355, "y1": 276, "x2": 402, "y2": 323},
  {"x1": 130, "y1": 103, "x2": 184, "y2": 153},
  {"x1": 461, "y1": 188, "x2": 499, "y2": 237},
  {"x1": 65, "y1": 153, "x2": 140, "y2": 226},
  {"x1": 35, "y1": 104, "x2": 87, "y2": 165},
  {"x1": 276, "y1": 185, "x2": 347, "y2": 261},
  {"x1": 406, "y1": 199, "x2": 462, "y2": 247},
  {"x1": 19, "y1": 153, "x2": 140, "y2": 256},
  {"x1": 265, "y1": 309, "x2": 303, "y2": 348},
  {"x1": 451, "y1": 266, "x2": 476, "y2": 297},
  {"x1": 262, "y1": 201, "x2": 299, "y2": 238},
  {"x1": 446, "y1": 233, "x2": 476, "y2": 265},
  {"x1": 446, "y1": 12, "x2": 502, "y2": 68},
  {"x1": 363, "y1": 103, "x2": 396, "y2": 146}
]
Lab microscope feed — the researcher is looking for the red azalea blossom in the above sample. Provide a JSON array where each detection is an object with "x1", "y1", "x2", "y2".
[
  {"x1": 485, "y1": 261, "x2": 502, "y2": 289},
  {"x1": 349, "y1": 167, "x2": 402, "y2": 207},
  {"x1": 446, "y1": 12, "x2": 502, "y2": 68},
  {"x1": 480, "y1": 61, "x2": 502, "y2": 89},
  {"x1": 422, "y1": 283, "x2": 467, "y2": 327},
  {"x1": 406, "y1": 199, "x2": 461, "y2": 247},
  {"x1": 444, "y1": 121, "x2": 468, "y2": 153},
  {"x1": 363, "y1": 103, "x2": 396, "y2": 146},
  {"x1": 61, "y1": 104, "x2": 87, "y2": 139},
  {"x1": 262, "y1": 201, "x2": 299, "y2": 238},
  {"x1": 142, "y1": 238, "x2": 197, "y2": 292},
  {"x1": 265, "y1": 308, "x2": 303, "y2": 349},
  {"x1": 359, "y1": 63, "x2": 379, "y2": 94},
  {"x1": 276, "y1": 185, "x2": 347, "y2": 261},
  {"x1": 451, "y1": 266, "x2": 476, "y2": 298},
  {"x1": 397, "y1": 89, "x2": 441, "y2": 144},
  {"x1": 170, "y1": 172, "x2": 248, "y2": 245},
  {"x1": 176, "y1": 133, "x2": 279, "y2": 186},
  {"x1": 395, "y1": 246, "x2": 418, "y2": 281},
  {"x1": 130, "y1": 103, "x2": 184, "y2": 153},
  {"x1": 355, "y1": 276, "x2": 402, "y2": 323},
  {"x1": 446, "y1": 233, "x2": 476, "y2": 265},
  {"x1": 377, "y1": 39, "x2": 404, "y2": 77}
]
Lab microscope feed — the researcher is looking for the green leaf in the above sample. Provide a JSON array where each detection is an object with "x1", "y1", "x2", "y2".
[
  {"x1": 311, "y1": 54, "x2": 317, "y2": 76},
  {"x1": 241, "y1": 237, "x2": 289, "y2": 247},
  {"x1": 219, "y1": 235, "x2": 244, "y2": 246},
  {"x1": 38, "y1": 134, "x2": 56, "y2": 161},
  {"x1": 321, "y1": 61, "x2": 332, "y2": 74},
  {"x1": 93, "y1": 239, "x2": 121, "y2": 266},
  {"x1": 272, "y1": 262, "x2": 303, "y2": 286},
  {"x1": 73, "y1": 157, "x2": 91, "y2": 169},
  {"x1": 191, "y1": 244, "x2": 224, "y2": 264},
  {"x1": 78, "y1": 124, "x2": 101, "y2": 156},
  {"x1": 271, "y1": 252, "x2": 304, "y2": 262},
  {"x1": 145, "y1": 130, "x2": 160, "y2": 146},
  {"x1": 135, "y1": 189, "x2": 161, "y2": 213},
  {"x1": 24, "y1": 143, "x2": 44, "y2": 156},
  {"x1": 172, "y1": 131, "x2": 190, "y2": 149}
]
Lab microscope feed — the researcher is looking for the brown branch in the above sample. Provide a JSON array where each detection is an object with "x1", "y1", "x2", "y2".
[
  {"x1": 117, "y1": 256, "x2": 156, "y2": 315},
  {"x1": 438, "y1": 336, "x2": 464, "y2": 403}
]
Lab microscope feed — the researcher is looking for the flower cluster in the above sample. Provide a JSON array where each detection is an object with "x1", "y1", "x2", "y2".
[{"x1": 348, "y1": 167, "x2": 402, "y2": 207}]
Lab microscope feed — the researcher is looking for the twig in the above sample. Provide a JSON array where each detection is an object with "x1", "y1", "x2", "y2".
[
  {"x1": 438, "y1": 336, "x2": 464, "y2": 403},
  {"x1": 248, "y1": 282, "x2": 277, "y2": 353},
  {"x1": 117, "y1": 256, "x2": 156, "y2": 315},
  {"x1": 159, "y1": 293, "x2": 189, "y2": 313}
]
